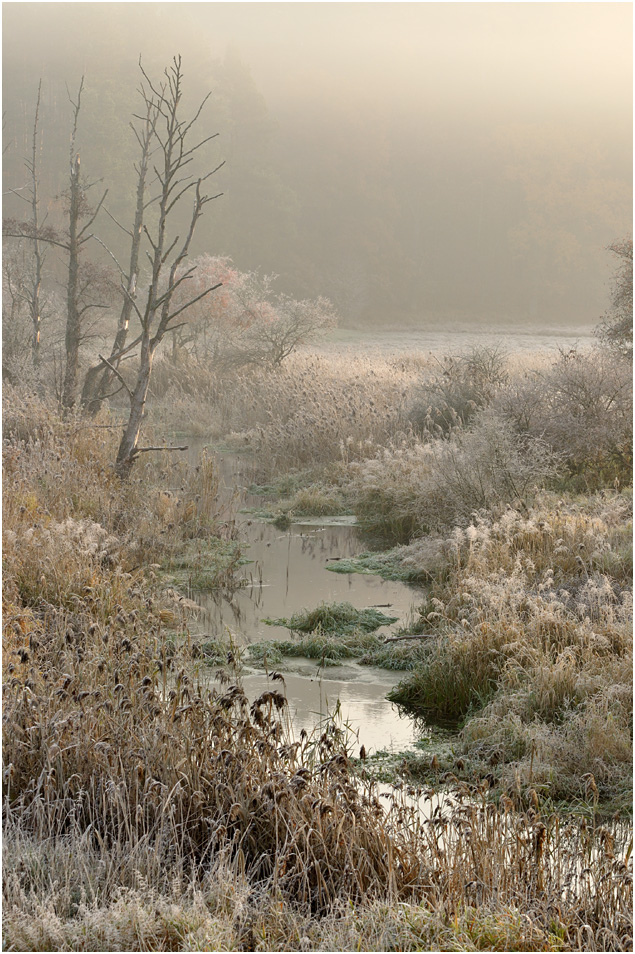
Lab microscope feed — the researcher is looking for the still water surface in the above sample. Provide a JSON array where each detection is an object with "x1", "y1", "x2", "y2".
[{"x1": 188, "y1": 452, "x2": 425, "y2": 753}]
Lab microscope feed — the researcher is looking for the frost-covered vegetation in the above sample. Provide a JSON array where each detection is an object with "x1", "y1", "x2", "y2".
[
  {"x1": 4, "y1": 327, "x2": 632, "y2": 949},
  {"x1": 141, "y1": 329, "x2": 633, "y2": 813},
  {"x1": 2, "y1": 23, "x2": 632, "y2": 950},
  {"x1": 2, "y1": 404, "x2": 632, "y2": 948},
  {"x1": 3, "y1": 133, "x2": 633, "y2": 951}
]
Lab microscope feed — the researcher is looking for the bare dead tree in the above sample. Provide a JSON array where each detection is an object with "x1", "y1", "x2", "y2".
[
  {"x1": 2, "y1": 82, "x2": 47, "y2": 367},
  {"x1": 3, "y1": 78, "x2": 108, "y2": 407},
  {"x1": 81, "y1": 97, "x2": 160, "y2": 414},
  {"x1": 61, "y1": 79, "x2": 108, "y2": 408},
  {"x1": 23, "y1": 81, "x2": 46, "y2": 366},
  {"x1": 27, "y1": 83, "x2": 45, "y2": 366},
  {"x1": 114, "y1": 56, "x2": 223, "y2": 478}
]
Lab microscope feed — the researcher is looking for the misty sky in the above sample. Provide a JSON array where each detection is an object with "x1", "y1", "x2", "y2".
[
  {"x1": 197, "y1": 2, "x2": 631, "y2": 122},
  {"x1": 2, "y1": 2, "x2": 632, "y2": 327}
]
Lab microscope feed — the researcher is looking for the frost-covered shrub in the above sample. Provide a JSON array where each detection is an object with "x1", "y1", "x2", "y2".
[
  {"x1": 498, "y1": 346, "x2": 632, "y2": 486},
  {"x1": 351, "y1": 410, "x2": 557, "y2": 542},
  {"x1": 388, "y1": 491, "x2": 632, "y2": 801},
  {"x1": 166, "y1": 254, "x2": 337, "y2": 369},
  {"x1": 409, "y1": 345, "x2": 508, "y2": 437}
]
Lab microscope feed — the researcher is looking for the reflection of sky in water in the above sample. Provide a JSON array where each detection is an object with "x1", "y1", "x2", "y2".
[
  {"x1": 239, "y1": 668, "x2": 418, "y2": 755},
  {"x1": 187, "y1": 450, "x2": 425, "y2": 753},
  {"x1": 193, "y1": 515, "x2": 423, "y2": 644}
]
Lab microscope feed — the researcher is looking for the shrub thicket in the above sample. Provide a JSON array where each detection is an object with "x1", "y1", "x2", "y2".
[
  {"x1": 498, "y1": 347, "x2": 632, "y2": 488},
  {"x1": 351, "y1": 410, "x2": 558, "y2": 543},
  {"x1": 409, "y1": 345, "x2": 509, "y2": 436}
]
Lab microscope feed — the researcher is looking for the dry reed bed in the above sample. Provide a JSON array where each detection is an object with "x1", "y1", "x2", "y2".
[
  {"x1": 146, "y1": 344, "x2": 632, "y2": 499},
  {"x1": 349, "y1": 410, "x2": 559, "y2": 541},
  {"x1": 147, "y1": 350, "x2": 428, "y2": 474},
  {"x1": 2, "y1": 387, "x2": 238, "y2": 573},
  {"x1": 3, "y1": 506, "x2": 633, "y2": 947},
  {"x1": 3, "y1": 593, "x2": 633, "y2": 951}
]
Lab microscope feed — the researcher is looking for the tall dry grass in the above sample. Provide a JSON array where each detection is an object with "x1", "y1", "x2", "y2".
[
  {"x1": 146, "y1": 350, "x2": 426, "y2": 475},
  {"x1": 3, "y1": 345, "x2": 633, "y2": 951},
  {"x1": 350, "y1": 410, "x2": 558, "y2": 543},
  {"x1": 3, "y1": 566, "x2": 632, "y2": 950},
  {"x1": 3, "y1": 386, "x2": 237, "y2": 573}
]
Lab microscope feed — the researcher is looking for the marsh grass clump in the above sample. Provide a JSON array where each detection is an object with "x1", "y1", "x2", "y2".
[
  {"x1": 387, "y1": 630, "x2": 504, "y2": 724},
  {"x1": 246, "y1": 641, "x2": 287, "y2": 666},
  {"x1": 272, "y1": 511, "x2": 293, "y2": 529},
  {"x1": 386, "y1": 492, "x2": 633, "y2": 805},
  {"x1": 282, "y1": 482, "x2": 350, "y2": 517},
  {"x1": 249, "y1": 631, "x2": 432, "y2": 672},
  {"x1": 266, "y1": 601, "x2": 399, "y2": 636},
  {"x1": 249, "y1": 631, "x2": 385, "y2": 667},
  {"x1": 327, "y1": 549, "x2": 427, "y2": 582}
]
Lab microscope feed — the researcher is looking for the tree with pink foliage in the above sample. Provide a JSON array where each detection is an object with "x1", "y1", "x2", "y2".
[{"x1": 169, "y1": 254, "x2": 338, "y2": 367}]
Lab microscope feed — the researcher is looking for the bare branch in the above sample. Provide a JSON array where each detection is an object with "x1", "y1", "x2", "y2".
[
  {"x1": 77, "y1": 188, "x2": 108, "y2": 240},
  {"x1": 97, "y1": 353, "x2": 133, "y2": 400},
  {"x1": 3, "y1": 186, "x2": 30, "y2": 201},
  {"x1": 163, "y1": 281, "x2": 222, "y2": 326},
  {"x1": 383, "y1": 633, "x2": 434, "y2": 643},
  {"x1": 91, "y1": 234, "x2": 127, "y2": 278},
  {"x1": 135, "y1": 444, "x2": 188, "y2": 454},
  {"x1": 102, "y1": 206, "x2": 133, "y2": 238}
]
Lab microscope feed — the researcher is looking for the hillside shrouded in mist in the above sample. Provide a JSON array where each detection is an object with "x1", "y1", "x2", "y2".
[{"x1": 2, "y1": 2, "x2": 632, "y2": 328}]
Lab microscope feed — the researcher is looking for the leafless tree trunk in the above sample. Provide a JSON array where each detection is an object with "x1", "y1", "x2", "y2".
[
  {"x1": 27, "y1": 82, "x2": 44, "y2": 367},
  {"x1": 61, "y1": 80, "x2": 107, "y2": 409},
  {"x1": 114, "y1": 57, "x2": 223, "y2": 478},
  {"x1": 3, "y1": 79, "x2": 109, "y2": 408},
  {"x1": 3, "y1": 82, "x2": 47, "y2": 368},
  {"x1": 81, "y1": 100, "x2": 158, "y2": 414}
]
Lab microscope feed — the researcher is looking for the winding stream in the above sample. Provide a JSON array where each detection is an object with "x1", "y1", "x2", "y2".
[
  {"x1": 182, "y1": 331, "x2": 592, "y2": 754},
  {"x1": 187, "y1": 450, "x2": 426, "y2": 754}
]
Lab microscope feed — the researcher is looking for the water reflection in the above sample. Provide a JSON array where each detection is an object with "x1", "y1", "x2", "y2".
[
  {"x1": 239, "y1": 665, "x2": 419, "y2": 753},
  {"x1": 188, "y1": 450, "x2": 423, "y2": 645},
  {"x1": 186, "y1": 449, "x2": 425, "y2": 751},
  {"x1": 195, "y1": 518, "x2": 421, "y2": 644}
]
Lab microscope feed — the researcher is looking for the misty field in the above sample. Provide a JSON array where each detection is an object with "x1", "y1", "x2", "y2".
[{"x1": 3, "y1": 331, "x2": 632, "y2": 952}]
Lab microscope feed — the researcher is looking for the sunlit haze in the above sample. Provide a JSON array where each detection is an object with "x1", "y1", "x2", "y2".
[{"x1": 3, "y1": 2, "x2": 632, "y2": 327}]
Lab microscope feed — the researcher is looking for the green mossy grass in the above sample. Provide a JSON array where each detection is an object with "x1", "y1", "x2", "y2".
[
  {"x1": 264, "y1": 600, "x2": 398, "y2": 636},
  {"x1": 326, "y1": 549, "x2": 427, "y2": 583},
  {"x1": 248, "y1": 631, "x2": 431, "y2": 672}
]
